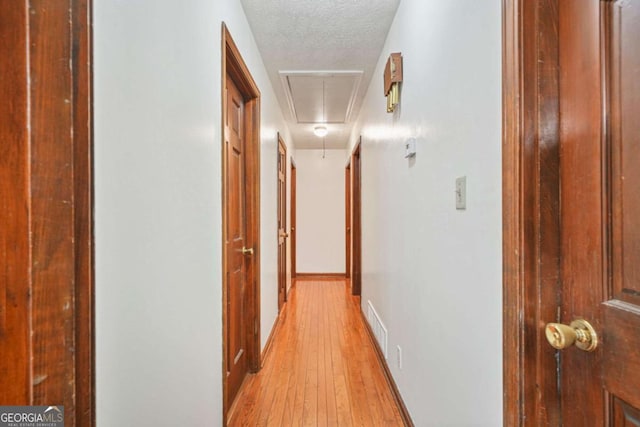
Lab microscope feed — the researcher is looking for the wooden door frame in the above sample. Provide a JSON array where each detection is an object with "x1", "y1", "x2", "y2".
[
  {"x1": 0, "y1": 1, "x2": 94, "y2": 425},
  {"x1": 351, "y1": 139, "x2": 362, "y2": 296},
  {"x1": 502, "y1": 0, "x2": 534, "y2": 423},
  {"x1": 74, "y1": 2, "x2": 94, "y2": 422},
  {"x1": 277, "y1": 133, "x2": 287, "y2": 308},
  {"x1": 290, "y1": 158, "x2": 297, "y2": 280},
  {"x1": 345, "y1": 159, "x2": 352, "y2": 279},
  {"x1": 502, "y1": 0, "x2": 565, "y2": 424},
  {"x1": 221, "y1": 23, "x2": 261, "y2": 420}
]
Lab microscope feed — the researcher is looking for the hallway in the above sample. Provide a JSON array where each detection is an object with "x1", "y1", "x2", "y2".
[
  {"x1": 91, "y1": 0, "x2": 503, "y2": 425},
  {"x1": 228, "y1": 279, "x2": 404, "y2": 426}
]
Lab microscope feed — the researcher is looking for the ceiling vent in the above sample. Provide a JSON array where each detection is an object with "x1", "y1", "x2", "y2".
[{"x1": 279, "y1": 71, "x2": 363, "y2": 124}]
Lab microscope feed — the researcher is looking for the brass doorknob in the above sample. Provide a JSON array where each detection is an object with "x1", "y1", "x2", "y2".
[
  {"x1": 241, "y1": 246, "x2": 254, "y2": 255},
  {"x1": 545, "y1": 319, "x2": 598, "y2": 352}
]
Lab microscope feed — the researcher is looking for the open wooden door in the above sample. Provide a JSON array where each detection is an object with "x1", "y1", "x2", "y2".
[
  {"x1": 503, "y1": 0, "x2": 640, "y2": 424},
  {"x1": 277, "y1": 135, "x2": 287, "y2": 310}
]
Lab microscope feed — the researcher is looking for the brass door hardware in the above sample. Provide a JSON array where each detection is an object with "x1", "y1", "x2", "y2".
[
  {"x1": 241, "y1": 246, "x2": 254, "y2": 255},
  {"x1": 545, "y1": 319, "x2": 598, "y2": 352}
]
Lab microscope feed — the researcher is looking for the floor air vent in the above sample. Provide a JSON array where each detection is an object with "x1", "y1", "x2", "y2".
[{"x1": 366, "y1": 300, "x2": 388, "y2": 359}]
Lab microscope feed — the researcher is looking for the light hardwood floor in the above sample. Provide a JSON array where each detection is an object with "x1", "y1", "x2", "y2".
[{"x1": 228, "y1": 279, "x2": 405, "y2": 426}]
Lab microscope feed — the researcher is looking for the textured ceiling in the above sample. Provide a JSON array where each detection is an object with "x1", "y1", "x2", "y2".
[{"x1": 240, "y1": 0, "x2": 400, "y2": 149}]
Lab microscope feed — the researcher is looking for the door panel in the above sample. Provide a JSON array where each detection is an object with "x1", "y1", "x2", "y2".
[
  {"x1": 225, "y1": 75, "x2": 248, "y2": 405},
  {"x1": 558, "y1": 0, "x2": 640, "y2": 424},
  {"x1": 613, "y1": 398, "x2": 640, "y2": 426},
  {"x1": 603, "y1": 0, "x2": 640, "y2": 414},
  {"x1": 507, "y1": 0, "x2": 640, "y2": 424}
]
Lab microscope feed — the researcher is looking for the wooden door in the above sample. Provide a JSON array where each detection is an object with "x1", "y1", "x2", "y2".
[
  {"x1": 345, "y1": 161, "x2": 352, "y2": 279},
  {"x1": 222, "y1": 24, "x2": 261, "y2": 421},
  {"x1": 351, "y1": 141, "x2": 362, "y2": 296},
  {"x1": 503, "y1": 0, "x2": 640, "y2": 424},
  {"x1": 224, "y1": 74, "x2": 249, "y2": 407},
  {"x1": 277, "y1": 136, "x2": 287, "y2": 310},
  {"x1": 596, "y1": 0, "x2": 640, "y2": 422},
  {"x1": 290, "y1": 159, "x2": 297, "y2": 280}
]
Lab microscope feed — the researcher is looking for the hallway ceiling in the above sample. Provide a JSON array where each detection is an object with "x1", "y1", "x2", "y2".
[{"x1": 240, "y1": 0, "x2": 400, "y2": 150}]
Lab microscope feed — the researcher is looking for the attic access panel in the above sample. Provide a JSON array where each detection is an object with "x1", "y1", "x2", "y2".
[{"x1": 280, "y1": 71, "x2": 363, "y2": 124}]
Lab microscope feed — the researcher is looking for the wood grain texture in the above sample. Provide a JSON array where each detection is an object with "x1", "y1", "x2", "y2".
[
  {"x1": 30, "y1": 3, "x2": 77, "y2": 421},
  {"x1": 613, "y1": 397, "x2": 640, "y2": 427},
  {"x1": 523, "y1": 0, "x2": 562, "y2": 424},
  {"x1": 603, "y1": 301, "x2": 640, "y2": 411},
  {"x1": 0, "y1": 0, "x2": 31, "y2": 407},
  {"x1": 558, "y1": 1, "x2": 607, "y2": 425},
  {"x1": 228, "y1": 279, "x2": 405, "y2": 426},
  {"x1": 603, "y1": 0, "x2": 640, "y2": 418},
  {"x1": 501, "y1": 1, "x2": 525, "y2": 424},
  {"x1": 71, "y1": 0, "x2": 95, "y2": 423},
  {"x1": 296, "y1": 273, "x2": 346, "y2": 280},
  {"x1": 502, "y1": 1, "x2": 563, "y2": 424},
  {"x1": 0, "y1": 1, "x2": 94, "y2": 423}
]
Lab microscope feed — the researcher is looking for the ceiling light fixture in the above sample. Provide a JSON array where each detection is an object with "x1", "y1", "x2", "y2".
[{"x1": 314, "y1": 126, "x2": 328, "y2": 137}]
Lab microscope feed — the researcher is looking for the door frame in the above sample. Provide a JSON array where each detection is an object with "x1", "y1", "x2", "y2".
[
  {"x1": 290, "y1": 158, "x2": 297, "y2": 281},
  {"x1": 277, "y1": 133, "x2": 287, "y2": 309},
  {"x1": 351, "y1": 138, "x2": 362, "y2": 295},
  {"x1": 502, "y1": 0, "x2": 536, "y2": 423},
  {"x1": 0, "y1": 1, "x2": 94, "y2": 424},
  {"x1": 221, "y1": 23, "x2": 261, "y2": 419},
  {"x1": 345, "y1": 159, "x2": 352, "y2": 279},
  {"x1": 502, "y1": 0, "x2": 565, "y2": 424}
]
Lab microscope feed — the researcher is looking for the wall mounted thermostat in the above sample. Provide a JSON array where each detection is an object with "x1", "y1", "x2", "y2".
[{"x1": 405, "y1": 138, "x2": 416, "y2": 158}]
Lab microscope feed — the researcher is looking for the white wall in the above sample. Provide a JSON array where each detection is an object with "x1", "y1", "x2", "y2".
[
  {"x1": 295, "y1": 149, "x2": 347, "y2": 273},
  {"x1": 94, "y1": 1, "x2": 291, "y2": 425},
  {"x1": 349, "y1": 0, "x2": 502, "y2": 425}
]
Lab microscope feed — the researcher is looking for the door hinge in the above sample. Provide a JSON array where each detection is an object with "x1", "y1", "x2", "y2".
[{"x1": 254, "y1": 319, "x2": 258, "y2": 335}]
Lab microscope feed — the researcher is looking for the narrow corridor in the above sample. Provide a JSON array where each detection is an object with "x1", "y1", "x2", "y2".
[{"x1": 228, "y1": 279, "x2": 404, "y2": 426}]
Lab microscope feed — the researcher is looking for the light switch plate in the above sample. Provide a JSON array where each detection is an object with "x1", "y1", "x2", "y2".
[
  {"x1": 404, "y1": 138, "x2": 416, "y2": 158},
  {"x1": 456, "y1": 176, "x2": 466, "y2": 210}
]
